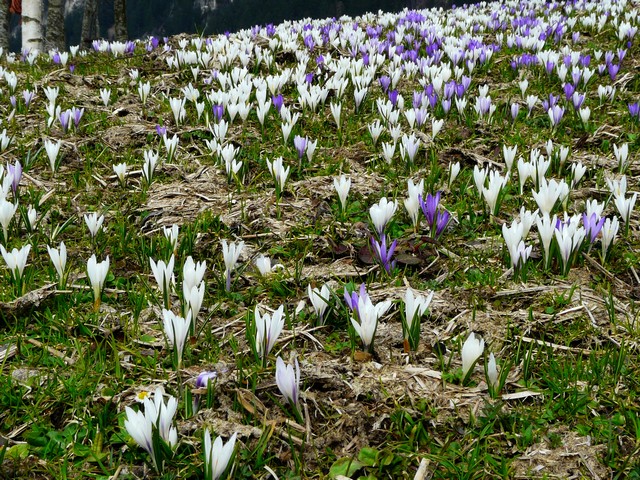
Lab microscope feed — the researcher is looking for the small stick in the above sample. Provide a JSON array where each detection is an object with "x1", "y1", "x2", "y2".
[{"x1": 27, "y1": 338, "x2": 75, "y2": 365}]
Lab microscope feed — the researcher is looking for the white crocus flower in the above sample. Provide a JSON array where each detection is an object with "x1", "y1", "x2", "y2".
[
  {"x1": 350, "y1": 295, "x2": 391, "y2": 353},
  {"x1": 221, "y1": 239, "x2": 244, "y2": 291},
  {"x1": 113, "y1": 162, "x2": 127, "y2": 185},
  {"x1": 308, "y1": 284, "x2": 331, "y2": 325},
  {"x1": 1, "y1": 243, "x2": 30, "y2": 281},
  {"x1": 183, "y1": 281, "x2": 205, "y2": 322},
  {"x1": 0, "y1": 198, "x2": 17, "y2": 241},
  {"x1": 266, "y1": 156, "x2": 290, "y2": 196},
  {"x1": 44, "y1": 139, "x2": 62, "y2": 172},
  {"x1": 150, "y1": 255, "x2": 175, "y2": 309},
  {"x1": 100, "y1": 88, "x2": 111, "y2": 106},
  {"x1": 369, "y1": 197, "x2": 398, "y2": 237},
  {"x1": 461, "y1": 332, "x2": 484, "y2": 380},
  {"x1": 275, "y1": 356, "x2": 301, "y2": 410},
  {"x1": 124, "y1": 407, "x2": 154, "y2": 461},
  {"x1": 84, "y1": 212, "x2": 104, "y2": 238},
  {"x1": 403, "y1": 288, "x2": 433, "y2": 330},
  {"x1": 47, "y1": 241, "x2": 67, "y2": 286},
  {"x1": 162, "y1": 309, "x2": 191, "y2": 368},
  {"x1": 536, "y1": 213, "x2": 557, "y2": 269},
  {"x1": 601, "y1": 216, "x2": 619, "y2": 260},
  {"x1": 183, "y1": 256, "x2": 206, "y2": 292},
  {"x1": 203, "y1": 430, "x2": 237, "y2": 480},
  {"x1": 162, "y1": 224, "x2": 179, "y2": 252},
  {"x1": 487, "y1": 352, "x2": 499, "y2": 390},
  {"x1": 86, "y1": 254, "x2": 109, "y2": 311},
  {"x1": 449, "y1": 161, "x2": 460, "y2": 187},
  {"x1": 333, "y1": 175, "x2": 351, "y2": 213},
  {"x1": 254, "y1": 304, "x2": 285, "y2": 364}
]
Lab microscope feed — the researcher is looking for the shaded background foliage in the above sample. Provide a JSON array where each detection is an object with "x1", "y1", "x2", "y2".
[{"x1": 9, "y1": 0, "x2": 458, "y2": 51}]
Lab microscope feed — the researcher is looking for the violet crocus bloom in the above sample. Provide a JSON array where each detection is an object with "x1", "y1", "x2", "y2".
[
  {"x1": 71, "y1": 107, "x2": 84, "y2": 128},
  {"x1": 370, "y1": 234, "x2": 397, "y2": 273},
  {"x1": 628, "y1": 102, "x2": 640, "y2": 119},
  {"x1": 305, "y1": 72, "x2": 314, "y2": 84},
  {"x1": 388, "y1": 89, "x2": 399, "y2": 107},
  {"x1": 212, "y1": 104, "x2": 224, "y2": 122},
  {"x1": 196, "y1": 371, "x2": 217, "y2": 388},
  {"x1": 293, "y1": 135, "x2": 307, "y2": 159},
  {"x1": 582, "y1": 212, "x2": 605, "y2": 243},
  {"x1": 22, "y1": 90, "x2": 34, "y2": 107},
  {"x1": 608, "y1": 63, "x2": 620, "y2": 81},
  {"x1": 272, "y1": 94, "x2": 284, "y2": 113},
  {"x1": 59, "y1": 110, "x2": 71, "y2": 132},
  {"x1": 379, "y1": 75, "x2": 391, "y2": 92},
  {"x1": 418, "y1": 192, "x2": 441, "y2": 229},
  {"x1": 7, "y1": 160, "x2": 21, "y2": 194},
  {"x1": 344, "y1": 283, "x2": 368, "y2": 320},
  {"x1": 563, "y1": 83, "x2": 575, "y2": 100},
  {"x1": 548, "y1": 105, "x2": 565, "y2": 127},
  {"x1": 9, "y1": 96, "x2": 15, "y2": 108},
  {"x1": 511, "y1": 102, "x2": 520, "y2": 121},
  {"x1": 156, "y1": 125, "x2": 167, "y2": 136},
  {"x1": 435, "y1": 211, "x2": 450, "y2": 239}
]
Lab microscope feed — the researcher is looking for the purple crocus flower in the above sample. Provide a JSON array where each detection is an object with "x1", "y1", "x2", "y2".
[
  {"x1": 196, "y1": 371, "x2": 217, "y2": 388},
  {"x1": 370, "y1": 234, "x2": 397, "y2": 273},
  {"x1": 572, "y1": 92, "x2": 585, "y2": 110},
  {"x1": 629, "y1": 102, "x2": 640, "y2": 120},
  {"x1": 9, "y1": 96, "x2": 15, "y2": 108},
  {"x1": 69, "y1": 65, "x2": 75, "y2": 73},
  {"x1": 548, "y1": 105, "x2": 565, "y2": 127},
  {"x1": 7, "y1": 160, "x2": 21, "y2": 195},
  {"x1": 59, "y1": 110, "x2": 71, "y2": 132},
  {"x1": 156, "y1": 125, "x2": 167, "y2": 136},
  {"x1": 344, "y1": 283, "x2": 368, "y2": 320},
  {"x1": 582, "y1": 212, "x2": 605, "y2": 243},
  {"x1": 511, "y1": 102, "x2": 520, "y2": 121},
  {"x1": 272, "y1": 94, "x2": 284, "y2": 113},
  {"x1": 388, "y1": 89, "x2": 399, "y2": 107},
  {"x1": 435, "y1": 211, "x2": 450, "y2": 239},
  {"x1": 305, "y1": 72, "x2": 314, "y2": 84},
  {"x1": 293, "y1": 135, "x2": 307, "y2": 159},
  {"x1": 379, "y1": 75, "x2": 391, "y2": 92},
  {"x1": 71, "y1": 106, "x2": 84, "y2": 128},
  {"x1": 419, "y1": 192, "x2": 441, "y2": 230},
  {"x1": 52, "y1": 52, "x2": 61, "y2": 64},
  {"x1": 608, "y1": 63, "x2": 620, "y2": 81},
  {"x1": 212, "y1": 104, "x2": 224, "y2": 122},
  {"x1": 563, "y1": 83, "x2": 575, "y2": 100}
]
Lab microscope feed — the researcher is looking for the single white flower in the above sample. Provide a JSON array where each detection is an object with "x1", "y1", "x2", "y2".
[
  {"x1": 84, "y1": 212, "x2": 104, "y2": 238},
  {"x1": 203, "y1": 430, "x2": 237, "y2": 480},
  {"x1": 461, "y1": 332, "x2": 484, "y2": 379},
  {"x1": 276, "y1": 356, "x2": 300, "y2": 409},
  {"x1": 254, "y1": 304, "x2": 285, "y2": 362},
  {"x1": 308, "y1": 284, "x2": 331, "y2": 325}
]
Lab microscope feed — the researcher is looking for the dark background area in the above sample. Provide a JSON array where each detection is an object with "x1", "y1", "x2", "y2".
[{"x1": 9, "y1": 0, "x2": 459, "y2": 51}]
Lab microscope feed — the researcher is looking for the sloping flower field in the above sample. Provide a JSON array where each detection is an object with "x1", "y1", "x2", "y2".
[{"x1": 1, "y1": 0, "x2": 640, "y2": 478}]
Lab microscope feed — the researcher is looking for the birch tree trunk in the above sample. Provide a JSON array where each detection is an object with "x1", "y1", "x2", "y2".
[
  {"x1": 0, "y1": 1, "x2": 9, "y2": 53},
  {"x1": 113, "y1": 0, "x2": 127, "y2": 42},
  {"x1": 22, "y1": 0, "x2": 44, "y2": 54},
  {"x1": 46, "y1": 0, "x2": 65, "y2": 52},
  {"x1": 81, "y1": 0, "x2": 98, "y2": 49}
]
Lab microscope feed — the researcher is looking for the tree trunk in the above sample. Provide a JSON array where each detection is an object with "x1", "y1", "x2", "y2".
[
  {"x1": 0, "y1": 0, "x2": 9, "y2": 53},
  {"x1": 113, "y1": 0, "x2": 127, "y2": 41},
  {"x1": 46, "y1": 0, "x2": 65, "y2": 52},
  {"x1": 22, "y1": 0, "x2": 43, "y2": 54},
  {"x1": 81, "y1": 0, "x2": 98, "y2": 49}
]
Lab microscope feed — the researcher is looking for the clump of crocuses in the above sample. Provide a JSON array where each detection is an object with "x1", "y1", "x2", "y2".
[{"x1": 419, "y1": 191, "x2": 450, "y2": 239}]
